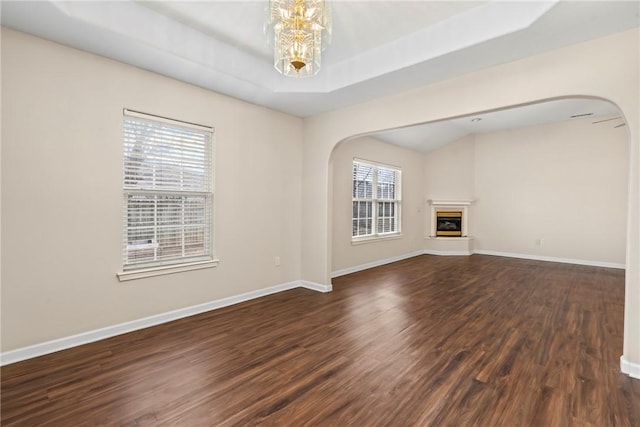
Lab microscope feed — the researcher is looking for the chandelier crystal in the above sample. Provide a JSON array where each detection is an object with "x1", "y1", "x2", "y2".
[{"x1": 265, "y1": 0, "x2": 332, "y2": 78}]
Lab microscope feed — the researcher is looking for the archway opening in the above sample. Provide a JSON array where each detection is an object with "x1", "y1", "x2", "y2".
[{"x1": 328, "y1": 97, "x2": 628, "y2": 279}]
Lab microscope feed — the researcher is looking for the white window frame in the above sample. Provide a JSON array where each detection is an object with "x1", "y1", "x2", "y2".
[
  {"x1": 117, "y1": 109, "x2": 217, "y2": 281},
  {"x1": 352, "y1": 158, "x2": 402, "y2": 243}
]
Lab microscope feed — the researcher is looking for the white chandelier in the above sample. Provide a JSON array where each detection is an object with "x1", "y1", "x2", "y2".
[{"x1": 265, "y1": 0, "x2": 332, "y2": 78}]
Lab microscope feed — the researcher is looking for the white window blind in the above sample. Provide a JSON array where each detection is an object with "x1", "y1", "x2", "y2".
[
  {"x1": 123, "y1": 110, "x2": 214, "y2": 270},
  {"x1": 352, "y1": 159, "x2": 401, "y2": 239}
]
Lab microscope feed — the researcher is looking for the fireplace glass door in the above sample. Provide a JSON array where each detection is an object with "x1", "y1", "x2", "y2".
[{"x1": 436, "y1": 211, "x2": 462, "y2": 237}]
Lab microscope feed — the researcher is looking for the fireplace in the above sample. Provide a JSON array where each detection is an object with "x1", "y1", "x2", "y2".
[
  {"x1": 436, "y1": 211, "x2": 463, "y2": 237},
  {"x1": 427, "y1": 200, "x2": 473, "y2": 254},
  {"x1": 428, "y1": 199, "x2": 473, "y2": 238}
]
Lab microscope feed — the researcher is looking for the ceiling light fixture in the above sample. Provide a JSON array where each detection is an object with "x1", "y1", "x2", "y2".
[{"x1": 265, "y1": 0, "x2": 332, "y2": 78}]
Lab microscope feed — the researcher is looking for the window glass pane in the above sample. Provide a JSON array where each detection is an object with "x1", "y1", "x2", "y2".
[
  {"x1": 127, "y1": 195, "x2": 155, "y2": 231},
  {"x1": 185, "y1": 226, "x2": 206, "y2": 255},
  {"x1": 353, "y1": 162, "x2": 374, "y2": 198},
  {"x1": 157, "y1": 226, "x2": 183, "y2": 259},
  {"x1": 124, "y1": 118, "x2": 211, "y2": 192},
  {"x1": 377, "y1": 167, "x2": 396, "y2": 200},
  {"x1": 352, "y1": 200, "x2": 373, "y2": 237},
  {"x1": 352, "y1": 160, "x2": 400, "y2": 239},
  {"x1": 125, "y1": 193, "x2": 210, "y2": 266},
  {"x1": 357, "y1": 218, "x2": 372, "y2": 236},
  {"x1": 376, "y1": 201, "x2": 398, "y2": 234},
  {"x1": 123, "y1": 111, "x2": 213, "y2": 269}
]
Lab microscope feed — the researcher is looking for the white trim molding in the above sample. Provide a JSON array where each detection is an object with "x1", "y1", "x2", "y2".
[
  {"x1": 424, "y1": 249, "x2": 473, "y2": 256},
  {"x1": 0, "y1": 280, "x2": 331, "y2": 366},
  {"x1": 331, "y1": 250, "x2": 424, "y2": 278},
  {"x1": 351, "y1": 233, "x2": 403, "y2": 246},
  {"x1": 428, "y1": 199, "x2": 474, "y2": 238},
  {"x1": 427, "y1": 199, "x2": 474, "y2": 206},
  {"x1": 473, "y1": 250, "x2": 626, "y2": 269},
  {"x1": 621, "y1": 355, "x2": 640, "y2": 379},
  {"x1": 117, "y1": 259, "x2": 219, "y2": 281},
  {"x1": 300, "y1": 281, "x2": 333, "y2": 293},
  {"x1": 331, "y1": 248, "x2": 625, "y2": 280}
]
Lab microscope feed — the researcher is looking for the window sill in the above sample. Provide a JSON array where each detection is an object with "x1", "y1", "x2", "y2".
[
  {"x1": 352, "y1": 233, "x2": 403, "y2": 245},
  {"x1": 117, "y1": 259, "x2": 219, "y2": 282}
]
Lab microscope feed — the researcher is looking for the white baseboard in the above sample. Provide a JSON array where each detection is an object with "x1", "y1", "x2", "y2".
[
  {"x1": 300, "y1": 280, "x2": 333, "y2": 293},
  {"x1": 330, "y1": 247, "x2": 623, "y2": 279},
  {"x1": 423, "y1": 249, "x2": 472, "y2": 256},
  {"x1": 621, "y1": 355, "x2": 640, "y2": 379},
  {"x1": 3, "y1": 247, "x2": 623, "y2": 367},
  {"x1": 0, "y1": 280, "x2": 330, "y2": 366},
  {"x1": 473, "y1": 250, "x2": 626, "y2": 269},
  {"x1": 331, "y1": 250, "x2": 424, "y2": 278}
]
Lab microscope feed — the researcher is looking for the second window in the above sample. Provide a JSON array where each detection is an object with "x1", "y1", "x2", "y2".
[{"x1": 352, "y1": 159, "x2": 401, "y2": 240}]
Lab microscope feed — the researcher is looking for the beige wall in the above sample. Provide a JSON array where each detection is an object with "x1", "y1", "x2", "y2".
[
  {"x1": 424, "y1": 135, "x2": 475, "y2": 202},
  {"x1": 422, "y1": 118, "x2": 628, "y2": 264},
  {"x1": 424, "y1": 135, "x2": 476, "y2": 241},
  {"x1": 331, "y1": 136, "x2": 425, "y2": 273},
  {"x1": 1, "y1": 25, "x2": 639, "y2": 372},
  {"x1": 473, "y1": 118, "x2": 628, "y2": 264},
  {"x1": 302, "y1": 29, "x2": 639, "y2": 366},
  {"x1": 0, "y1": 29, "x2": 303, "y2": 351}
]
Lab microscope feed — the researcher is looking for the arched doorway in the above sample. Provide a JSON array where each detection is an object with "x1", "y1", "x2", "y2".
[
  {"x1": 328, "y1": 98, "x2": 628, "y2": 278},
  {"x1": 300, "y1": 30, "x2": 637, "y2": 374}
]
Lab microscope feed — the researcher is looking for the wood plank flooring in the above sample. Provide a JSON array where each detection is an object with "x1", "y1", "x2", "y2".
[{"x1": 2, "y1": 254, "x2": 638, "y2": 426}]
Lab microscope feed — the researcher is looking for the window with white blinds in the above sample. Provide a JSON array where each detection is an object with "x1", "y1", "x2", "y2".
[
  {"x1": 122, "y1": 110, "x2": 214, "y2": 270},
  {"x1": 352, "y1": 159, "x2": 401, "y2": 239}
]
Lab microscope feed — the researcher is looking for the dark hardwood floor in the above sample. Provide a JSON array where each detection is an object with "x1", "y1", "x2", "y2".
[{"x1": 2, "y1": 254, "x2": 638, "y2": 426}]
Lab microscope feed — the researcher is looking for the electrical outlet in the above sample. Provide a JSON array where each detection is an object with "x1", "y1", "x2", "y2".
[
  {"x1": 274, "y1": 256, "x2": 281, "y2": 266},
  {"x1": 535, "y1": 238, "x2": 543, "y2": 246}
]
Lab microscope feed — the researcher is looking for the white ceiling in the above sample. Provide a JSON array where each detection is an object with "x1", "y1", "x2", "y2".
[
  {"x1": 374, "y1": 98, "x2": 622, "y2": 153},
  {"x1": 0, "y1": 1, "x2": 636, "y2": 150}
]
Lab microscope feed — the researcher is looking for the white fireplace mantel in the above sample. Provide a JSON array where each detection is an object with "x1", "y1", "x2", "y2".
[
  {"x1": 427, "y1": 199, "x2": 475, "y2": 237},
  {"x1": 428, "y1": 199, "x2": 474, "y2": 206}
]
